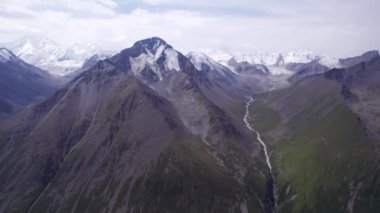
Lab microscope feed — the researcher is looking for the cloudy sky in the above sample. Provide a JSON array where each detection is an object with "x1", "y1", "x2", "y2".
[{"x1": 0, "y1": 0, "x2": 379, "y2": 57}]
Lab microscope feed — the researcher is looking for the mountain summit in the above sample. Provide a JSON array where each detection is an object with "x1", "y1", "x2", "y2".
[
  {"x1": 0, "y1": 37, "x2": 274, "y2": 212},
  {"x1": 133, "y1": 37, "x2": 169, "y2": 53}
]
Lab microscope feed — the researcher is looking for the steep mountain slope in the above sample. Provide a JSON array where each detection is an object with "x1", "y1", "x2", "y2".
[
  {"x1": 186, "y1": 52, "x2": 255, "y2": 107},
  {"x1": 325, "y1": 55, "x2": 380, "y2": 137},
  {"x1": 246, "y1": 65, "x2": 380, "y2": 212},
  {"x1": 0, "y1": 38, "x2": 274, "y2": 212},
  {"x1": 0, "y1": 48, "x2": 58, "y2": 120}
]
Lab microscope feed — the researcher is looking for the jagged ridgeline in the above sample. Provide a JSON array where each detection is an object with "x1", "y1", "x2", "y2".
[{"x1": 0, "y1": 37, "x2": 379, "y2": 213}]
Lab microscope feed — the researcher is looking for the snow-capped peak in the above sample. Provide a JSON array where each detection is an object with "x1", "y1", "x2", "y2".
[
  {"x1": 207, "y1": 50, "x2": 343, "y2": 76},
  {"x1": 187, "y1": 51, "x2": 238, "y2": 76},
  {"x1": 128, "y1": 38, "x2": 181, "y2": 81},
  {"x1": 2, "y1": 36, "x2": 113, "y2": 76},
  {"x1": 164, "y1": 48, "x2": 180, "y2": 71},
  {"x1": 229, "y1": 51, "x2": 342, "y2": 71},
  {"x1": 233, "y1": 51, "x2": 317, "y2": 66},
  {"x1": 281, "y1": 51, "x2": 318, "y2": 64},
  {"x1": 187, "y1": 51, "x2": 214, "y2": 70},
  {"x1": 4, "y1": 36, "x2": 65, "y2": 64},
  {"x1": 134, "y1": 37, "x2": 169, "y2": 54}
]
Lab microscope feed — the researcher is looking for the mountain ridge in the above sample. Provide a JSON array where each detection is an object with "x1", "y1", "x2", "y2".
[
  {"x1": 0, "y1": 47, "x2": 60, "y2": 120},
  {"x1": 0, "y1": 37, "x2": 275, "y2": 212}
]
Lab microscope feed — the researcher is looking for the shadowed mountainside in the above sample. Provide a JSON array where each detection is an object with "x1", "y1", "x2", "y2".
[
  {"x1": 0, "y1": 48, "x2": 59, "y2": 120},
  {"x1": 0, "y1": 38, "x2": 275, "y2": 213}
]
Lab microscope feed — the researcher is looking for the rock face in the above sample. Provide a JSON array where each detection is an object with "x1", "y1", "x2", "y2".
[
  {"x1": 325, "y1": 55, "x2": 380, "y2": 137},
  {"x1": 0, "y1": 48, "x2": 58, "y2": 120},
  {"x1": 0, "y1": 38, "x2": 274, "y2": 213}
]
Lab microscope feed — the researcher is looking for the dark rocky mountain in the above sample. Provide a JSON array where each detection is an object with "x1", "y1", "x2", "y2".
[
  {"x1": 325, "y1": 55, "x2": 380, "y2": 137},
  {"x1": 286, "y1": 51, "x2": 380, "y2": 83},
  {"x1": 325, "y1": 54, "x2": 380, "y2": 89},
  {"x1": 339, "y1": 50, "x2": 379, "y2": 68},
  {"x1": 0, "y1": 38, "x2": 275, "y2": 212},
  {"x1": 286, "y1": 61, "x2": 330, "y2": 83},
  {"x1": 0, "y1": 48, "x2": 59, "y2": 120}
]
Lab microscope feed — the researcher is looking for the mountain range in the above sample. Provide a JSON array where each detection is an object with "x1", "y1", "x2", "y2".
[
  {"x1": 0, "y1": 37, "x2": 379, "y2": 213},
  {"x1": 5, "y1": 36, "x2": 378, "y2": 79},
  {"x1": 1, "y1": 37, "x2": 114, "y2": 77}
]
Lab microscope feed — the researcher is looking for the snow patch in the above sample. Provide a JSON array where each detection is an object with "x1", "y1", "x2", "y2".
[
  {"x1": 154, "y1": 44, "x2": 166, "y2": 60},
  {"x1": 204, "y1": 50, "x2": 232, "y2": 65},
  {"x1": 129, "y1": 54, "x2": 147, "y2": 76},
  {"x1": 187, "y1": 51, "x2": 238, "y2": 75},
  {"x1": 282, "y1": 51, "x2": 317, "y2": 64},
  {"x1": 187, "y1": 52, "x2": 210, "y2": 70},
  {"x1": 318, "y1": 55, "x2": 342, "y2": 68},
  {"x1": 164, "y1": 49, "x2": 180, "y2": 71},
  {"x1": 129, "y1": 53, "x2": 163, "y2": 81},
  {"x1": 129, "y1": 43, "x2": 182, "y2": 81}
]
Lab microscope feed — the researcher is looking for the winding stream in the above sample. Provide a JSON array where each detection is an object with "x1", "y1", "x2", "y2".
[{"x1": 243, "y1": 97, "x2": 277, "y2": 212}]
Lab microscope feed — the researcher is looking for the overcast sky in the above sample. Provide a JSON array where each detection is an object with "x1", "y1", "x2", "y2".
[{"x1": 0, "y1": 0, "x2": 379, "y2": 57}]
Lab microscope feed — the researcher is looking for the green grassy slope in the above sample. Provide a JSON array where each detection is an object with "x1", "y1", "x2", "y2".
[{"x1": 248, "y1": 76, "x2": 380, "y2": 212}]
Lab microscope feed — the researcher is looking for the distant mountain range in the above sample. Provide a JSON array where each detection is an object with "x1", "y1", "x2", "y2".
[
  {"x1": 1, "y1": 37, "x2": 114, "y2": 76},
  {"x1": 0, "y1": 37, "x2": 379, "y2": 213},
  {"x1": 3, "y1": 36, "x2": 378, "y2": 78}
]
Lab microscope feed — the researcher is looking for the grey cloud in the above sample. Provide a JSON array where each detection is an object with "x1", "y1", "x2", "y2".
[{"x1": 0, "y1": 0, "x2": 379, "y2": 58}]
